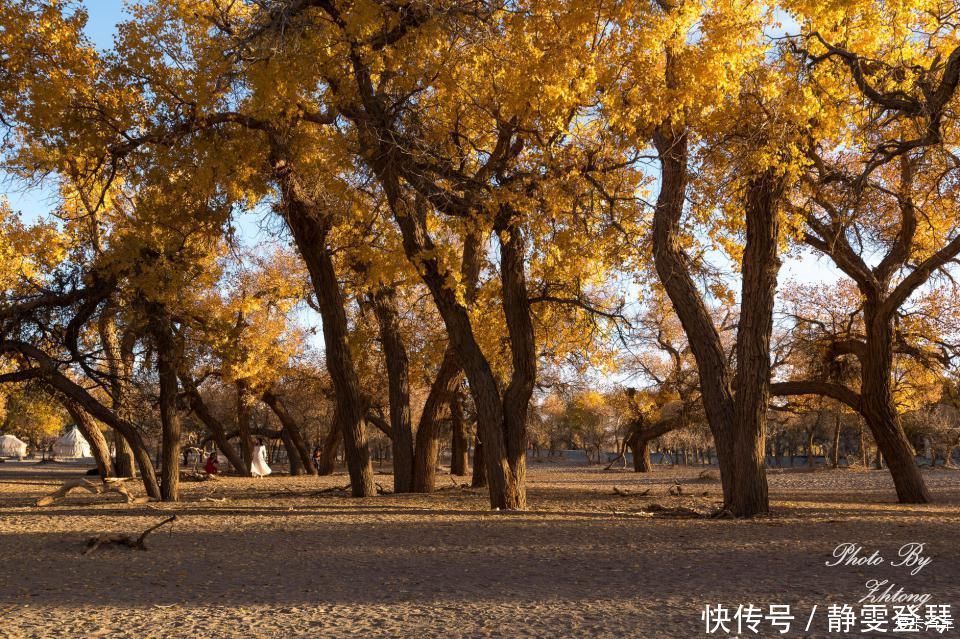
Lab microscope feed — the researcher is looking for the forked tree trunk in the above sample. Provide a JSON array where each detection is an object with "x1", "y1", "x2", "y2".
[
  {"x1": 411, "y1": 230, "x2": 480, "y2": 492},
  {"x1": 386, "y1": 180, "x2": 523, "y2": 508},
  {"x1": 150, "y1": 308, "x2": 181, "y2": 502},
  {"x1": 64, "y1": 401, "x2": 114, "y2": 478},
  {"x1": 652, "y1": 122, "x2": 781, "y2": 517},
  {"x1": 450, "y1": 389, "x2": 469, "y2": 476}
]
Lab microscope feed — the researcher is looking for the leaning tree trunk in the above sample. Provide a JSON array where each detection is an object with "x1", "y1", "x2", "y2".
[
  {"x1": 262, "y1": 390, "x2": 317, "y2": 476},
  {"x1": 411, "y1": 230, "x2": 481, "y2": 491},
  {"x1": 450, "y1": 389, "x2": 469, "y2": 476},
  {"x1": 370, "y1": 287, "x2": 415, "y2": 492},
  {"x1": 384, "y1": 173, "x2": 517, "y2": 508},
  {"x1": 652, "y1": 125, "x2": 737, "y2": 506},
  {"x1": 181, "y1": 377, "x2": 248, "y2": 475},
  {"x1": 861, "y1": 312, "x2": 930, "y2": 502},
  {"x1": 280, "y1": 429, "x2": 304, "y2": 475},
  {"x1": 412, "y1": 348, "x2": 461, "y2": 492},
  {"x1": 32, "y1": 356, "x2": 160, "y2": 498},
  {"x1": 64, "y1": 401, "x2": 114, "y2": 478},
  {"x1": 276, "y1": 167, "x2": 374, "y2": 497},
  {"x1": 150, "y1": 308, "x2": 181, "y2": 502}
]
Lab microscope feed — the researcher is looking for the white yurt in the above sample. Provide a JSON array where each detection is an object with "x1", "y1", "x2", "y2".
[
  {"x1": 53, "y1": 426, "x2": 92, "y2": 459},
  {"x1": 0, "y1": 434, "x2": 27, "y2": 458}
]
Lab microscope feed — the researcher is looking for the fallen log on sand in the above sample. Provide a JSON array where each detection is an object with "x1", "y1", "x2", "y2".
[
  {"x1": 36, "y1": 477, "x2": 149, "y2": 507},
  {"x1": 82, "y1": 515, "x2": 177, "y2": 555}
]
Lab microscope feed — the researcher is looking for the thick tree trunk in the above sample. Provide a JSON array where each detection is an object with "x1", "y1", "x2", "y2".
[
  {"x1": 369, "y1": 287, "x2": 415, "y2": 492},
  {"x1": 150, "y1": 308, "x2": 181, "y2": 502},
  {"x1": 727, "y1": 171, "x2": 782, "y2": 515},
  {"x1": 262, "y1": 391, "x2": 317, "y2": 476},
  {"x1": 277, "y1": 176, "x2": 374, "y2": 498},
  {"x1": 64, "y1": 401, "x2": 114, "y2": 478},
  {"x1": 629, "y1": 435, "x2": 652, "y2": 472},
  {"x1": 471, "y1": 435, "x2": 487, "y2": 488},
  {"x1": 862, "y1": 308, "x2": 930, "y2": 502},
  {"x1": 317, "y1": 419, "x2": 341, "y2": 475},
  {"x1": 450, "y1": 389, "x2": 469, "y2": 476}
]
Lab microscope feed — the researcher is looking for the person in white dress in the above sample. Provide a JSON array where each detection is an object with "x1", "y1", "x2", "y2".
[{"x1": 250, "y1": 438, "x2": 272, "y2": 477}]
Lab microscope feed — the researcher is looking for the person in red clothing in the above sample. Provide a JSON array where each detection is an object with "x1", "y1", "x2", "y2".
[{"x1": 203, "y1": 451, "x2": 219, "y2": 475}]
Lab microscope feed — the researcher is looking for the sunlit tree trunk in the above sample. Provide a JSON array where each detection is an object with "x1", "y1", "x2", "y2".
[
  {"x1": 861, "y1": 306, "x2": 930, "y2": 502},
  {"x1": 651, "y1": 123, "x2": 782, "y2": 516},
  {"x1": 63, "y1": 400, "x2": 114, "y2": 478}
]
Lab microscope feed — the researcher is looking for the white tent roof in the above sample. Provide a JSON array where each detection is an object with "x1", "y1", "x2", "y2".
[
  {"x1": 53, "y1": 426, "x2": 92, "y2": 459},
  {"x1": 0, "y1": 434, "x2": 27, "y2": 457}
]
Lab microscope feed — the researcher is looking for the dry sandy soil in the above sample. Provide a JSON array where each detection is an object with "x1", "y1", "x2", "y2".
[{"x1": 0, "y1": 459, "x2": 958, "y2": 638}]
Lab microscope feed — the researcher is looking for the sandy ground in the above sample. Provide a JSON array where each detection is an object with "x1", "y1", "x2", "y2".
[{"x1": 0, "y1": 459, "x2": 957, "y2": 638}]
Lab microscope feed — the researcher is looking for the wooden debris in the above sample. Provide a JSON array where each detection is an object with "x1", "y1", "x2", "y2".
[
  {"x1": 181, "y1": 471, "x2": 218, "y2": 482},
  {"x1": 36, "y1": 477, "x2": 148, "y2": 507},
  {"x1": 82, "y1": 515, "x2": 177, "y2": 555},
  {"x1": 612, "y1": 486, "x2": 650, "y2": 497}
]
